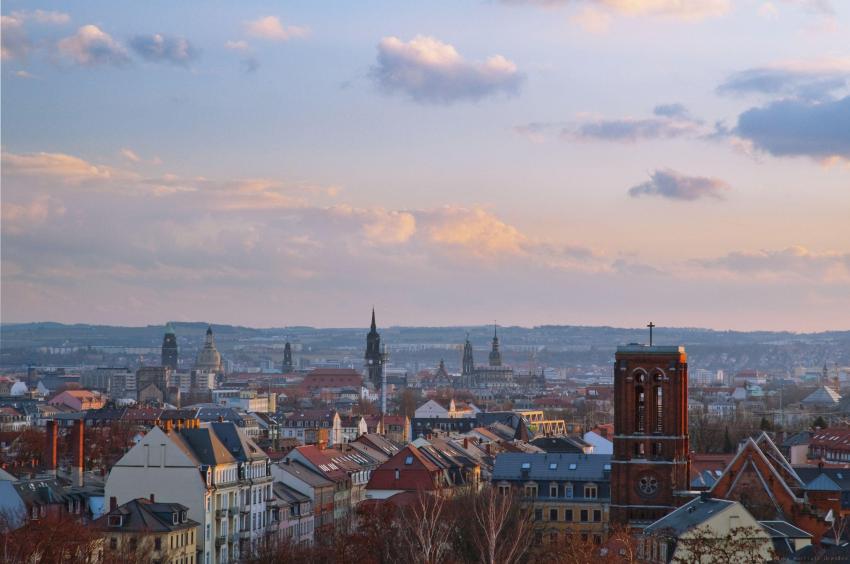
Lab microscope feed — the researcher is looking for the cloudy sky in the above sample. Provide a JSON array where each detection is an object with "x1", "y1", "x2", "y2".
[{"x1": 2, "y1": 1, "x2": 849, "y2": 331}]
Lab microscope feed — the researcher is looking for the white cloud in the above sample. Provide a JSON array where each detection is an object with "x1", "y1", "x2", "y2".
[
  {"x1": 225, "y1": 40, "x2": 251, "y2": 52},
  {"x1": 371, "y1": 35, "x2": 523, "y2": 104},
  {"x1": 244, "y1": 16, "x2": 309, "y2": 41},
  {"x1": 2, "y1": 151, "x2": 120, "y2": 183},
  {"x1": 1, "y1": 14, "x2": 30, "y2": 60},
  {"x1": 58, "y1": 25, "x2": 130, "y2": 66}
]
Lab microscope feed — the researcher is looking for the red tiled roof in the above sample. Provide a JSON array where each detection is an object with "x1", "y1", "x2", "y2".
[
  {"x1": 302, "y1": 369, "x2": 363, "y2": 390},
  {"x1": 366, "y1": 445, "x2": 440, "y2": 492}
]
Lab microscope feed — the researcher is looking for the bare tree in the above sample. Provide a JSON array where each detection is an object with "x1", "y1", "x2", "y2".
[
  {"x1": 667, "y1": 524, "x2": 776, "y2": 564},
  {"x1": 399, "y1": 491, "x2": 453, "y2": 564},
  {"x1": 471, "y1": 485, "x2": 532, "y2": 564}
]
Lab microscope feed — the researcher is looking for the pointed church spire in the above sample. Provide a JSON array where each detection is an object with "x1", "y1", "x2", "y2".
[{"x1": 371, "y1": 307, "x2": 377, "y2": 332}]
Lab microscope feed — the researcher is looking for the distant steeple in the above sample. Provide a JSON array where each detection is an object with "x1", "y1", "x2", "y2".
[
  {"x1": 489, "y1": 324, "x2": 502, "y2": 367},
  {"x1": 462, "y1": 333, "x2": 474, "y2": 376},
  {"x1": 161, "y1": 323, "x2": 178, "y2": 370},
  {"x1": 282, "y1": 341, "x2": 293, "y2": 373},
  {"x1": 365, "y1": 309, "x2": 384, "y2": 388}
]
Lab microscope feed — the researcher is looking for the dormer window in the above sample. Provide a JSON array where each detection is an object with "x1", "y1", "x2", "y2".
[
  {"x1": 181, "y1": 510, "x2": 187, "y2": 523},
  {"x1": 172, "y1": 512, "x2": 179, "y2": 525},
  {"x1": 404, "y1": 455, "x2": 414, "y2": 465},
  {"x1": 108, "y1": 515, "x2": 123, "y2": 527}
]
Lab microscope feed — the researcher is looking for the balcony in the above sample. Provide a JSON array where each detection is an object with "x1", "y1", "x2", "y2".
[
  {"x1": 239, "y1": 530, "x2": 252, "y2": 540},
  {"x1": 265, "y1": 498, "x2": 281, "y2": 508},
  {"x1": 215, "y1": 509, "x2": 228, "y2": 519},
  {"x1": 215, "y1": 535, "x2": 227, "y2": 548}
]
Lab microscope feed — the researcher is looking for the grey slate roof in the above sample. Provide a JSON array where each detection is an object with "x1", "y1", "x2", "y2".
[
  {"x1": 801, "y1": 386, "x2": 841, "y2": 406},
  {"x1": 276, "y1": 460, "x2": 334, "y2": 489},
  {"x1": 492, "y1": 452, "x2": 611, "y2": 482},
  {"x1": 210, "y1": 422, "x2": 267, "y2": 462},
  {"x1": 95, "y1": 498, "x2": 198, "y2": 533},
  {"x1": 177, "y1": 426, "x2": 236, "y2": 466},
  {"x1": 643, "y1": 495, "x2": 736, "y2": 536}
]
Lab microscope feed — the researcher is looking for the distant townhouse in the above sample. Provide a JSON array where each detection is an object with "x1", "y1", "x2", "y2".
[
  {"x1": 809, "y1": 428, "x2": 850, "y2": 463},
  {"x1": 339, "y1": 415, "x2": 367, "y2": 443},
  {"x1": 277, "y1": 410, "x2": 342, "y2": 446},
  {"x1": 48, "y1": 390, "x2": 106, "y2": 411},
  {"x1": 271, "y1": 459, "x2": 335, "y2": 534},
  {"x1": 272, "y1": 482, "x2": 314, "y2": 545},
  {"x1": 492, "y1": 452, "x2": 612, "y2": 545},
  {"x1": 95, "y1": 498, "x2": 199, "y2": 564}
]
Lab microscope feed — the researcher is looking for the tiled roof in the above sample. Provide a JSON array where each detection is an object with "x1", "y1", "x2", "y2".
[{"x1": 94, "y1": 498, "x2": 197, "y2": 533}]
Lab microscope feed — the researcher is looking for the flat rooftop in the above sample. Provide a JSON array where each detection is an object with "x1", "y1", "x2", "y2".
[{"x1": 616, "y1": 344, "x2": 685, "y2": 354}]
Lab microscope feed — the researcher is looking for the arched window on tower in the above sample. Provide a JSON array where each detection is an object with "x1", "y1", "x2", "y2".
[
  {"x1": 655, "y1": 386, "x2": 663, "y2": 433},
  {"x1": 635, "y1": 386, "x2": 645, "y2": 433}
]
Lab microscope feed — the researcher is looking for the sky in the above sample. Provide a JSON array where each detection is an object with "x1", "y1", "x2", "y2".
[{"x1": 1, "y1": 0, "x2": 849, "y2": 332}]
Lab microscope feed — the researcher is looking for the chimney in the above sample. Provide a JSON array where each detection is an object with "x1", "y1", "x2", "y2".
[
  {"x1": 44, "y1": 420, "x2": 58, "y2": 476},
  {"x1": 463, "y1": 438, "x2": 469, "y2": 449},
  {"x1": 150, "y1": 493, "x2": 155, "y2": 502},
  {"x1": 71, "y1": 419, "x2": 84, "y2": 487},
  {"x1": 176, "y1": 419, "x2": 184, "y2": 430},
  {"x1": 110, "y1": 496, "x2": 117, "y2": 511},
  {"x1": 164, "y1": 420, "x2": 173, "y2": 432},
  {"x1": 217, "y1": 415, "x2": 224, "y2": 423}
]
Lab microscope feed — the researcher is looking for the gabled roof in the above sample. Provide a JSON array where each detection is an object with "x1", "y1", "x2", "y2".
[
  {"x1": 94, "y1": 498, "x2": 198, "y2": 533},
  {"x1": 366, "y1": 445, "x2": 442, "y2": 492},
  {"x1": 210, "y1": 422, "x2": 267, "y2": 462},
  {"x1": 801, "y1": 386, "x2": 841, "y2": 405},
  {"x1": 644, "y1": 495, "x2": 738, "y2": 536},
  {"x1": 275, "y1": 459, "x2": 334, "y2": 489},
  {"x1": 273, "y1": 481, "x2": 310, "y2": 505},
  {"x1": 173, "y1": 425, "x2": 236, "y2": 466}
]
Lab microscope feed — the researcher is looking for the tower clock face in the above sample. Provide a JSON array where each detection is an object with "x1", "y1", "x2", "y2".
[{"x1": 637, "y1": 473, "x2": 659, "y2": 498}]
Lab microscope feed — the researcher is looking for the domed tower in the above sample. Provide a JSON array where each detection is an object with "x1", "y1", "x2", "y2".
[
  {"x1": 488, "y1": 324, "x2": 502, "y2": 367},
  {"x1": 161, "y1": 324, "x2": 178, "y2": 370},
  {"x1": 196, "y1": 326, "x2": 223, "y2": 374}
]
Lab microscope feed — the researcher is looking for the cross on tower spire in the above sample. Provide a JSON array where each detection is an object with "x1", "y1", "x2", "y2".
[{"x1": 647, "y1": 321, "x2": 655, "y2": 346}]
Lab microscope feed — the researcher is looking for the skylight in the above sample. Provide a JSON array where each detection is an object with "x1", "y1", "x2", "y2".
[
  {"x1": 549, "y1": 463, "x2": 557, "y2": 470},
  {"x1": 568, "y1": 463, "x2": 577, "y2": 470},
  {"x1": 521, "y1": 462, "x2": 531, "y2": 470},
  {"x1": 603, "y1": 464, "x2": 611, "y2": 471},
  {"x1": 404, "y1": 455, "x2": 414, "y2": 465}
]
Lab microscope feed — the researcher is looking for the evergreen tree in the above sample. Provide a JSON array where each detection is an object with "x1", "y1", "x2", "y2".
[
  {"x1": 759, "y1": 417, "x2": 773, "y2": 431},
  {"x1": 813, "y1": 415, "x2": 827, "y2": 429}
]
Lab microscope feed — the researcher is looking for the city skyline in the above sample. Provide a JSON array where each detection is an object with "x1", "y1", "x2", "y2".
[{"x1": 2, "y1": 1, "x2": 849, "y2": 331}]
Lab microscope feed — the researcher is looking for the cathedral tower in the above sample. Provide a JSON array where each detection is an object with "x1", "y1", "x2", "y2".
[
  {"x1": 161, "y1": 324, "x2": 178, "y2": 370},
  {"x1": 488, "y1": 325, "x2": 502, "y2": 367},
  {"x1": 610, "y1": 342, "x2": 690, "y2": 527},
  {"x1": 365, "y1": 309, "x2": 388, "y2": 412},
  {"x1": 462, "y1": 335, "x2": 474, "y2": 376}
]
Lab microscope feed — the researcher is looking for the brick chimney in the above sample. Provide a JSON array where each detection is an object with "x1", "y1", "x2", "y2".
[
  {"x1": 71, "y1": 419, "x2": 84, "y2": 487},
  {"x1": 110, "y1": 496, "x2": 118, "y2": 511},
  {"x1": 44, "y1": 420, "x2": 58, "y2": 476}
]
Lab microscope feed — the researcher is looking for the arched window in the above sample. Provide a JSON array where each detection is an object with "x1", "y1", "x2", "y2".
[
  {"x1": 655, "y1": 386, "x2": 663, "y2": 433},
  {"x1": 635, "y1": 386, "x2": 645, "y2": 433}
]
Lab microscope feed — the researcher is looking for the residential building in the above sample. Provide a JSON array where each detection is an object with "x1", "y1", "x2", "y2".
[
  {"x1": 105, "y1": 420, "x2": 273, "y2": 564},
  {"x1": 48, "y1": 390, "x2": 106, "y2": 411},
  {"x1": 271, "y1": 459, "x2": 335, "y2": 533},
  {"x1": 277, "y1": 410, "x2": 342, "y2": 445},
  {"x1": 272, "y1": 482, "x2": 313, "y2": 545},
  {"x1": 492, "y1": 452, "x2": 612, "y2": 544},
  {"x1": 95, "y1": 498, "x2": 198, "y2": 564},
  {"x1": 642, "y1": 495, "x2": 774, "y2": 563}
]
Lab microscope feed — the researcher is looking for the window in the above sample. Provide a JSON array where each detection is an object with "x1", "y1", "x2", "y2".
[
  {"x1": 593, "y1": 510, "x2": 602, "y2": 522},
  {"x1": 652, "y1": 442, "x2": 663, "y2": 456},
  {"x1": 395, "y1": 469, "x2": 400, "y2": 480},
  {"x1": 524, "y1": 484, "x2": 537, "y2": 498},
  {"x1": 521, "y1": 462, "x2": 531, "y2": 470},
  {"x1": 549, "y1": 462, "x2": 557, "y2": 470},
  {"x1": 568, "y1": 463, "x2": 577, "y2": 470},
  {"x1": 564, "y1": 509, "x2": 573, "y2": 522},
  {"x1": 635, "y1": 443, "x2": 645, "y2": 457},
  {"x1": 155, "y1": 537, "x2": 161, "y2": 550},
  {"x1": 654, "y1": 386, "x2": 664, "y2": 433},
  {"x1": 498, "y1": 484, "x2": 510, "y2": 495},
  {"x1": 108, "y1": 515, "x2": 122, "y2": 527},
  {"x1": 636, "y1": 386, "x2": 645, "y2": 433},
  {"x1": 110, "y1": 538, "x2": 117, "y2": 550},
  {"x1": 580, "y1": 510, "x2": 588, "y2": 522},
  {"x1": 549, "y1": 508, "x2": 558, "y2": 521},
  {"x1": 564, "y1": 483, "x2": 573, "y2": 498},
  {"x1": 534, "y1": 509, "x2": 543, "y2": 521},
  {"x1": 550, "y1": 485, "x2": 558, "y2": 498},
  {"x1": 404, "y1": 455, "x2": 414, "y2": 465},
  {"x1": 584, "y1": 485, "x2": 597, "y2": 499}
]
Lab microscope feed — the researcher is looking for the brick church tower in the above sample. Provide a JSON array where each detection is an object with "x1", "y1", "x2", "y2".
[{"x1": 610, "y1": 343, "x2": 690, "y2": 527}]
